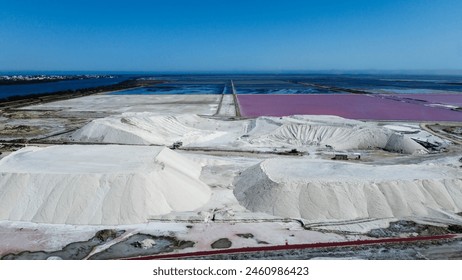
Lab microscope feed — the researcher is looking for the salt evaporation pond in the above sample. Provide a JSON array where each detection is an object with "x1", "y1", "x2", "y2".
[
  {"x1": 385, "y1": 93, "x2": 462, "y2": 107},
  {"x1": 237, "y1": 94, "x2": 462, "y2": 121},
  {"x1": 234, "y1": 80, "x2": 339, "y2": 94},
  {"x1": 305, "y1": 75, "x2": 462, "y2": 92},
  {"x1": 111, "y1": 83, "x2": 224, "y2": 95}
]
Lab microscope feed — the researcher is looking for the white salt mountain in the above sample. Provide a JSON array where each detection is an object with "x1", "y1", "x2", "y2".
[
  {"x1": 0, "y1": 145, "x2": 211, "y2": 225},
  {"x1": 72, "y1": 113, "x2": 426, "y2": 154},
  {"x1": 234, "y1": 158, "x2": 462, "y2": 222},
  {"x1": 72, "y1": 114, "x2": 227, "y2": 146}
]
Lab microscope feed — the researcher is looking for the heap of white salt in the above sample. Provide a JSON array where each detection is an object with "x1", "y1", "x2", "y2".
[
  {"x1": 234, "y1": 158, "x2": 462, "y2": 222},
  {"x1": 72, "y1": 113, "x2": 426, "y2": 154},
  {"x1": 72, "y1": 114, "x2": 227, "y2": 146},
  {"x1": 0, "y1": 145, "x2": 211, "y2": 225}
]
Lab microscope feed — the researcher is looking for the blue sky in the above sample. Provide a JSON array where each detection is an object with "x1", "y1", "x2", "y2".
[{"x1": 0, "y1": 0, "x2": 461, "y2": 72}]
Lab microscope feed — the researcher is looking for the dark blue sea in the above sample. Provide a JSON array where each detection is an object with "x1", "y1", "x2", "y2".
[{"x1": 0, "y1": 76, "x2": 130, "y2": 100}]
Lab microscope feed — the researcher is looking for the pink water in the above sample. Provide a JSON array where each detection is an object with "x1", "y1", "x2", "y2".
[
  {"x1": 237, "y1": 94, "x2": 462, "y2": 121},
  {"x1": 387, "y1": 94, "x2": 462, "y2": 107}
]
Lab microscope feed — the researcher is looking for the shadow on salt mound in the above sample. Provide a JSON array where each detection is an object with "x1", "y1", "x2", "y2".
[
  {"x1": 0, "y1": 145, "x2": 211, "y2": 225},
  {"x1": 234, "y1": 158, "x2": 462, "y2": 222}
]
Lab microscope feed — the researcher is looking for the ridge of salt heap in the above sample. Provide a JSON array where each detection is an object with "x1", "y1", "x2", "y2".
[{"x1": 234, "y1": 158, "x2": 462, "y2": 222}]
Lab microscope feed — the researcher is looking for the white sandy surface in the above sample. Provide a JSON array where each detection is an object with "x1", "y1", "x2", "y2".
[{"x1": 23, "y1": 94, "x2": 221, "y2": 115}]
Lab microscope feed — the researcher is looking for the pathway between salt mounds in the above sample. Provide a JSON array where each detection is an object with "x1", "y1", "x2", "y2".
[
  {"x1": 71, "y1": 113, "x2": 426, "y2": 154},
  {"x1": 0, "y1": 145, "x2": 211, "y2": 225},
  {"x1": 234, "y1": 158, "x2": 462, "y2": 222}
]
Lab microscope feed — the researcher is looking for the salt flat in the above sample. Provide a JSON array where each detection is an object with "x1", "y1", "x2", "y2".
[{"x1": 22, "y1": 94, "x2": 221, "y2": 115}]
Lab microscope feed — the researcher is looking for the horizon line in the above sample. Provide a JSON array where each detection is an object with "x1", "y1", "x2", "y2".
[
  {"x1": 2, "y1": 69, "x2": 462, "y2": 76},
  {"x1": 0, "y1": 69, "x2": 462, "y2": 75}
]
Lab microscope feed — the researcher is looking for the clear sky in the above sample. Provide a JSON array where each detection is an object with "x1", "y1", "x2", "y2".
[{"x1": 0, "y1": 0, "x2": 461, "y2": 72}]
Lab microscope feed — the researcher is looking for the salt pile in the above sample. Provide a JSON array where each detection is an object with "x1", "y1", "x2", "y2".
[
  {"x1": 249, "y1": 116, "x2": 424, "y2": 153},
  {"x1": 234, "y1": 158, "x2": 462, "y2": 221},
  {"x1": 0, "y1": 145, "x2": 211, "y2": 225},
  {"x1": 72, "y1": 114, "x2": 227, "y2": 146},
  {"x1": 72, "y1": 113, "x2": 426, "y2": 154}
]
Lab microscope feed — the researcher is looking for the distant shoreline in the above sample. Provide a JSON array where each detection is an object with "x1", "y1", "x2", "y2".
[
  {"x1": 0, "y1": 79, "x2": 80, "y2": 86},
  {"x1": 0, "y1": 79, "x2": 163, "y2": 109}
]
